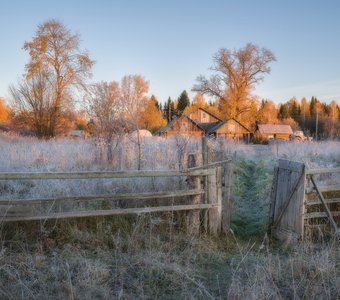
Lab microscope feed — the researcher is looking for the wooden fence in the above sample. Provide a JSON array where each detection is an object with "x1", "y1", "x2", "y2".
[
  {"x1": 270, "y1": 159, "x2": 340, "y2": 243},
  {"x1": 0, "y1": 154, "x2": 233, "y2": 236}
]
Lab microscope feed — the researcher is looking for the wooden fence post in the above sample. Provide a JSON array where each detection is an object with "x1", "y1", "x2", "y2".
[
  {"x1": 187, "y1": 153, "x2": 202, "y2": 235},
  {"x1": 222, "y1": 161, "x2": 233, "y2": 234},
  {"x1": 268, "y1": 166, "x2": 279, "y2": 231},
  {"x1": 208, "y1": 166, "x2": 222, "y2": 235},
  {"x1": 201, "y1": 137, "x2": 209, "y2": 232},
  {"x1": 202, "y1": 137, "x2": 209, "y2": 166}
]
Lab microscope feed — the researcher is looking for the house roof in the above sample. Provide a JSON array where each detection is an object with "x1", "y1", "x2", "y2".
[
  {"x1": 158, "y1": 114, "x2": 204, "y2": 134},
  {"x1": 159, "y1": 110, "x2": 252, "y2": 136},
  {"x1": 257, "y1": 124, "x2": 293, "y2": 135},
  {"x1": 198, "y1": 121, "x2": 224, "y2": 133},
  {"x1": 158, "y1": 118, "x2": 177, "y2": 134}
]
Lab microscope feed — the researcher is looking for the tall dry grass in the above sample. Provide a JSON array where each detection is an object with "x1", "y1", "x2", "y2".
[{"x1": 0, "y1": 134, "x2": 339, "y2": 299}]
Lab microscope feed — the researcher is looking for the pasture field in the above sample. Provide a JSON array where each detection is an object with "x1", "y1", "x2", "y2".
[{"x1": 0, "y1": 135, "x2": 339, "y2": 299}]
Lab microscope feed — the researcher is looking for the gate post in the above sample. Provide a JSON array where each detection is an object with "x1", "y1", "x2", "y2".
[
  {"x1": 187, "y1": 153, "x2": 202, "y2": 235},
  {"x1": 202, "y1": 137, "x2": 209, "y2": 231},
  {"x1": 208, "y1": 166, "x2": 222, "y2": 235},
  {"x1": 222, "y1": 161, "x2": 233, "y2": 234}
]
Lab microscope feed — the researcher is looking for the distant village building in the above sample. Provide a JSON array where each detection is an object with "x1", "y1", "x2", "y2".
[
  {"x1": 69, "y1": 130, "x2": 87, "y2": 138},
  {"x1": 159, "y1": 108, "x2": 251, "y2": 142},
  {"x1": 255, "y1": 124, "x2": 293, "y2": 141}
]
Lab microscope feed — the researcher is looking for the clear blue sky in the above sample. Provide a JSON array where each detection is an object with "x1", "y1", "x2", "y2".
[{"x1": 1, "y1": 0, "x2": 340, "y2": 105}]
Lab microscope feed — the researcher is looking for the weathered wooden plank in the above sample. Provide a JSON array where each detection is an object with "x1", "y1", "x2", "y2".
[
  {"x1": 202, "y1": 137, "x2": 209, "y2": 166},
  {"x1": 222, "y1": 161, "x2": 233, "y2": 234},
  {"x1": 305, "y1": 198, "x2": 340, "y2": 206},
  {"x1": 0, "y1": 203, "x2": 218, "y2": 222},
  {"x1": 310, "y1": 175, "x2": 339, "y2": 237},
  {"x1": 272, "y1": 160, "x2": 306, "y2": 242},
  {"x1": 0, "y1": 189, "x2": 205, "y2": 205},
  {"x1": 278, "y1": 159, "x2": 305, "y2": 173},
  {"x1": 268, "y1": 167, "x2": 279, "y2": 227},
  {"x1": 306, "y1": 184, "x2": 340, "y2": 194},
  {"x1": 208, "y1": 168, "x2": 220, "y2": 235},
  {"x1": 216, "y1": 166, "x2": 222, "y2": 232},
  {"x1": 202, "y1": 137, "x2": 209, "y2": 232},
  {"x1": 297, "y1": 171, "x2": 306, "y2": 240},
  {"x1": 188, "y1": 159, "x2": 232, "y2": 171},
  {"x1": 306, "y1": 167, "x2": 340, "y2": 175},
  {"x1": 304, "y1": 224, "x2": 328, "y2": 229},
  {"x1": 0, "y1": 205, "x2": 37, "y2": 217},
  {"x1": 0, "y1": 169, "x2": 214, "y2": 181},
  {"x1": 304, "y1": 211, "x2": 340, "y2": 219},
  {"x1": 272, "y1": 166, "x2": 305, "y2": 228},
  {"x1": 187, "y1": 154, "x2": 202, "y2": 236}
]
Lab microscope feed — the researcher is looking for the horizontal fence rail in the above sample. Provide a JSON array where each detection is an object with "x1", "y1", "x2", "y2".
[
  {"x1": 0, "y1": 168, "x2": 214, "y2": 180},
  {"x1": 0, "y1": 189, "x2": 205, "y2": 205},
  {"x1": 0, "y1": 155, "x2": 233, "y2": 235}
]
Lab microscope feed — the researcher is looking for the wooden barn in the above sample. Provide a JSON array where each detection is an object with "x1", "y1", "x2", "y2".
[
  {"x1": 255, "y1": 124, "x2": 293, "y2": 141},
  {"x1": 159, "y1": 108, "x2": 251, "y2": 142},
  {"x1": 212, "y1": 119, "x2": 251, "y2": 142}
]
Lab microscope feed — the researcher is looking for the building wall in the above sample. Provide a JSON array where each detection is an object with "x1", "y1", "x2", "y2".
[
  {"x1": 188, "y1": 109, "x2": 220, "y2": 123},
  {"x1": 215, "y1": 120, "x2": 250, "y2": 140},
  {"x1": 255, "y1": 131, "x2": 291, "y2": 141}
]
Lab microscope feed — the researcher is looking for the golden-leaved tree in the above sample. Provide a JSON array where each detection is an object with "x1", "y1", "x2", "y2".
[
  {"x1": 0, "y1": 97, "x2": 9, "y2": 123},
  {"x1": 10, "y1": 19, "x2": 94, "y2": 138},
  {"x1": 193, "y1": 43, "x2": 276, "y2": 126},
  {"x1": 257, "y1": 100, "x2": 279, "y2": 124},
  {"x1": 139, "y1": 95, "x2": 166, "y2": 133}
]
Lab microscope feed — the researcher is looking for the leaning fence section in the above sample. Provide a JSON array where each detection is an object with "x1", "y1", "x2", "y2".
[
  {"x1": 0, "y1": 155, "x2": 233, "y2": 236},
  {"x1": 270, "y1": 159, "x2": 340, "y2": 243}
]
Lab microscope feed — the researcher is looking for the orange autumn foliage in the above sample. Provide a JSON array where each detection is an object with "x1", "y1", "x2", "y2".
[
  {"x1": 139, "y1": 96, "x2": 166, "y2": 133},
  {"x1": 0, "y1": 98, "x2": 9, "y2": 123}
]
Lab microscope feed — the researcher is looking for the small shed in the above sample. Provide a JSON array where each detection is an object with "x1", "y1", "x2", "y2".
[{"x1": 255, "y1": 124, "x2": 293, "y2": 141}]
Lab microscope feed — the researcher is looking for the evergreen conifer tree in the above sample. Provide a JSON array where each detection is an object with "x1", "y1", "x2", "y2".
[{"x1": 177, "y1": 90, "x2": 190, "y2": 114}]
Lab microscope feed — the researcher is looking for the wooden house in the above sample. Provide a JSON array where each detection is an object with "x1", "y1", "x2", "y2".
[
  {"x1": 188, "y1": 107, "x2": 222, "y2": 123},
  {"x1": 255, "y1": 124, "x2": 293, "y2": 141},
  {"x1": 213, "y1": 119, "x2": 251, "y2": 142},
  {"x1": 158, "y1": 115, "x2": 204, "y2": 137},
  {"x1": 159, "y1": 108, "x2": 251, "y2": 142}
]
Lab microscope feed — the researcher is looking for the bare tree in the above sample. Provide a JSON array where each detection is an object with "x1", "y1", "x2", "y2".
[
  {"x1": 120, "y1": 75, "x2": 149, "y2": 170},
  {"x1": 86, "y1": 81, "x2": 126, "y2": 162},
  {"x1": 11, "y1": 19, "x2": 94, "y2": 138},
  {"x1": 193, "y1": 43, "x2": 275, "y2": 121}
]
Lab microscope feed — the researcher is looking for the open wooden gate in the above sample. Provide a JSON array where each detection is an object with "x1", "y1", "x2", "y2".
[
  {"x1": 270, "y1": 159, "x2": 306, "y2": 244},
  {"x1": 270, "y1": 159, "x2": 340, "y2": 243}
]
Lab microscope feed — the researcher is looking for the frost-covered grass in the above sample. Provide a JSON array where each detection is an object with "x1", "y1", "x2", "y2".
[
  {"x1": 0, "y1": 217, "x2": 339, "y2": 299},
  {"x1": 0, "y1": 135, "x2": 201, "y2": 201},
  {"x1": 1, "y1": 135, "x2": 340, "y2": 298}
]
